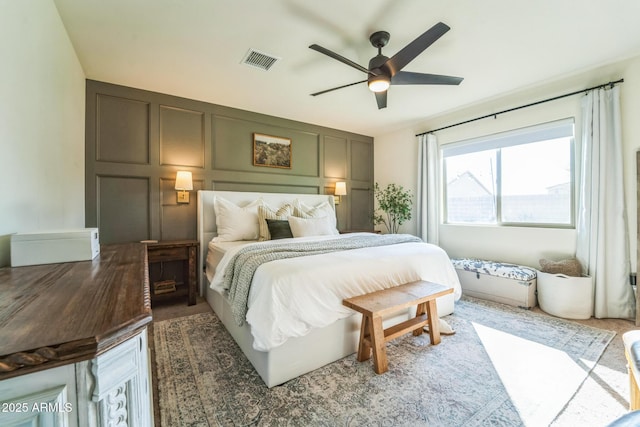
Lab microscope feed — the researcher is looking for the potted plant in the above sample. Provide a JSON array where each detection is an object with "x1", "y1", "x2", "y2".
[{"x1": 373, "y1": 182, "x2": 413, "y2": 233}]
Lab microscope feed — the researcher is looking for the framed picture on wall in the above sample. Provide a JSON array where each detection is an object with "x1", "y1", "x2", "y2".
[{"x1": 253, "y1": 133, "x2": 292, "y2": 169}]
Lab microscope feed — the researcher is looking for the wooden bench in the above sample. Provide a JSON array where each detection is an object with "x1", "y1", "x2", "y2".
[
  {"x1": 623, "y1": 330, "x2": 640, "y2": 410},
  {"x1": 342, "y1": 280, "x2": 454, "y2": 374}
]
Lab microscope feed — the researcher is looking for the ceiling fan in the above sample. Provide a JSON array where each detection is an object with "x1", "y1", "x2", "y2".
[{"x1": 309, "y1": 22, "x2": 463, "y2": 109}]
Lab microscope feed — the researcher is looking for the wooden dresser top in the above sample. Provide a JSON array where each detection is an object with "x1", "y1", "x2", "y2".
[{"x1": 0, "y1": 243, "x2": 152, "y2": 379}]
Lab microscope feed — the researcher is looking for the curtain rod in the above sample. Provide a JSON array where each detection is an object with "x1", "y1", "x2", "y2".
[{"x1": 416, "y1": 78, "x2": 624, "y2": 137}]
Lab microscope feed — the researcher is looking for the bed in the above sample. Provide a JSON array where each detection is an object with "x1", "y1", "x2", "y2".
[{"x1": 197, "y1": 190, "x2": 461, "y2": 387}]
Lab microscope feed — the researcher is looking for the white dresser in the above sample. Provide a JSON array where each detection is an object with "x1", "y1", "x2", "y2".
[{"x1": 0, "y1": 243, "x2": 153, "y2": 426}]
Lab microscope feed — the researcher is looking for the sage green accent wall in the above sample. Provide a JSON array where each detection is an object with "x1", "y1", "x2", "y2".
[
  {"x1": 212, "y1": 115, "x2": 320, "y2": 176},
  {"x1": 159, "y1": 106, "x2": 205, "y2": 168},
  {"x1": 324, "y1": 136, "x2": 348, "y2": 179},
  {"x1": 97, "y1": 94, "x2": 150, "y2": 164},
  {"x1": 85, "y1": 80, "x2": 374, "y2": 244}
]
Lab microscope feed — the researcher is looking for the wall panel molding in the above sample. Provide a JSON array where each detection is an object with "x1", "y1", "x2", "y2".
[
  {"x1": 160, "y1": 177, "x2": 203, "y2": 241},
  {"x1": 212, "y1": 115, "x2": 320, "y2": 177},
  {"x1": 323, "y1": 136, "x2": 347, "y2": 179},
  {"x1": 96, "y1": 175, "x2": 150, "y2": 244},
  {"x1": 86, "y1": 80, "x2": 373, "y2": 243},
  {"x1": 96, "y1": 94, "x2": 150, "y2": 165},
  {"x1": 159, "y1": 105, "x2": 205, "y2": 168},
  {"x1": 350, "y1": 186, "x2": 374, "y2": 231},
  {"x1": 351, "y1": 139, "x2": 373, "y2": 182}
]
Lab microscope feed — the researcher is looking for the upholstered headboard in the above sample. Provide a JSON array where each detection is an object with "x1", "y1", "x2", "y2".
[{"x1": 196, "y1": 190, "x2": 335, "y2": 294}]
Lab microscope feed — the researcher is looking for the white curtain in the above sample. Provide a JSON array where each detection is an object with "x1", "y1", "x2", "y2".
[
  {"x1": 576, "y1": 85, "x2": 635, "y2": 319},
  {"x1": 417, "y1": 133, "x2": 439, "y2": 244}
]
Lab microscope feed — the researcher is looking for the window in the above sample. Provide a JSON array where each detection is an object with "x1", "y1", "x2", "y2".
[{"x1": 443, "y1": 118, "x2": 574, "y2": 227}]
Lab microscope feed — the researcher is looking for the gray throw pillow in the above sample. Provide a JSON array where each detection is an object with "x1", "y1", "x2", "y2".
[{"x1": 266, "y1": 219, "x2": 293, "y2": 240}]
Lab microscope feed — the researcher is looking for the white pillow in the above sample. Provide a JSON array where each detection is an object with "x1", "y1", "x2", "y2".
[
  {"x1": 257, "y1": 203, "x2": 294, "y2": 241},
  {"x1": 293, "y1": 200, "x2": 336, "y2": 227},
  {"x1": 212, "y1": 197, "x2": 263, "y2": 242},
  {"x1": 288, "y1": 215, "x2": 339, "y2": 238}
]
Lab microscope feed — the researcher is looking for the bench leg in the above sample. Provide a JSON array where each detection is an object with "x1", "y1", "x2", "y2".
[
  {"x1": 370, "y1": 315, "x2": 388, "y2": 374},
  {"x1": 413, "y1": 302, "x2": 426, "y2": 336},
  {"x1": 630, "y1": 368, "x2": 640, "y2": 411},
  {"x1": 426, "y1": 299, "x2": 441, "y2": 345},
  {"x1": 357, "y1": 314, "x2": 372, "y2": 362},
  {"x1": 628, "y1": 350, "x2": 640, "y2": 410}
]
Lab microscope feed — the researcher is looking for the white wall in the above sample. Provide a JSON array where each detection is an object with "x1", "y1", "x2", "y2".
[
  {"x1": 0, "y1": 0, "x2": 86, "y2": 267},
  {"x1": 375, "y1": 55, "x2": 640, "y2": 271}
]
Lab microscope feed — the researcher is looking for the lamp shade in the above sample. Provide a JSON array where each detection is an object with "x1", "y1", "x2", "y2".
[
  {"x1": 334, "y1": 181, "x2": 347, "y2": 196},
  {"x1": 175, "y1": 171, "x2": 193, "y2": 191}
]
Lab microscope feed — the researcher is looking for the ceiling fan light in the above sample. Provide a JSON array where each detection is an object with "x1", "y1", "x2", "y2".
[{"x1": 368, "y1": 76, "x2": 390, "y2": 92}]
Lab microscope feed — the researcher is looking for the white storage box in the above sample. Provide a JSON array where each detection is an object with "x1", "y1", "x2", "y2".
[
  {"x1": 11, "y1": 228, "x2": 100, "y2": 267},
  {"x1": 537, "y1": 271, "x2": 593, "y2": 319},
  {"x1": 451, "y1": 258, "x2": 537, "y2": 309}
]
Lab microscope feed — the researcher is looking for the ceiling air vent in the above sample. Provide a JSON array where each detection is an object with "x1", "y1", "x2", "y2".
[{"x1": 241, "y1": 49, "x2": 280, "y2": 71}]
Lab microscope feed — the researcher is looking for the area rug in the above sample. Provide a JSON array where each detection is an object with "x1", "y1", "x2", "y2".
[{"x1": 153, "y1": 296, "x2": 615, "y2": 427}]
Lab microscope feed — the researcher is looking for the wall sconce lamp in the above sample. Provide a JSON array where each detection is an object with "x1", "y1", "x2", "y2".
[
  {"x1": 334, "y1": 181, "x2": 347, "y2": 205},
  {"x1": 175, "y1": 171, "x2": 193, "y2": 204}
]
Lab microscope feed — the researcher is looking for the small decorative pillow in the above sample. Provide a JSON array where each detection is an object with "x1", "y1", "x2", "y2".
[
  {"x1": 258, "y1": 204, "x2": 294, "y2": 240},
  {"x1": 212, "y1": 197, "x2": 263, "y2": 242},
  {"x1": 539, "y1": 258, "x2": 583, "y2": 277},
  {"x1": 266, "y1": 219, "x2": 293, "y2": 240},
  {"x1": 288, "y1": 215, "x2": 339, "y2": 238},
  {"x1": 293, "y1": 200, "x2": 336, "y2": 227}
]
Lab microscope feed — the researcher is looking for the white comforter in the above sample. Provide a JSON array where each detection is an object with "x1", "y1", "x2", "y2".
[{"x1": 210, "y1": 233, "x2": 461, "y2": 351}]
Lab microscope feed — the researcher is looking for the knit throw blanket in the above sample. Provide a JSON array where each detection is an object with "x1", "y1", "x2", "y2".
[{"x1": 222, "y1": 233, "x2": 422, "y2": 326}]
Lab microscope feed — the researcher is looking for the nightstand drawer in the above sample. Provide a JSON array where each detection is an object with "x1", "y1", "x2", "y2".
[{"x1": 147, "y1": 246, "x2": 189, "y2": 262}]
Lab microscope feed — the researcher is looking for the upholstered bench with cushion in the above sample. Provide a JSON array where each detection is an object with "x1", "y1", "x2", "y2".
[{"x1": 451, "y1": 258, "x2": 537, "y2": 308}]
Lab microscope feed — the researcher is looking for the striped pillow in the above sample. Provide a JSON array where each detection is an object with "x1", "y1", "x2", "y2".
[{"x1": 258, "y1": 204, "x2": 294, "y2": 240}]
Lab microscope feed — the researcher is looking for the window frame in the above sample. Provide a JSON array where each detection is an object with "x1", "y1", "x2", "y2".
[{"x1": 441, "y1": 118, "x2": 576, "y2": 229}]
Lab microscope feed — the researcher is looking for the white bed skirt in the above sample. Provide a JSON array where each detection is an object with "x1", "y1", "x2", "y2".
[{"x1": 205, "y1": 282, "x2": 455, "y2": 387}]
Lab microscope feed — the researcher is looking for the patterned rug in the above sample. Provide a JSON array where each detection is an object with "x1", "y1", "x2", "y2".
[{"x1": 153, "y1": 296, "x2": 615, "y2": 427}]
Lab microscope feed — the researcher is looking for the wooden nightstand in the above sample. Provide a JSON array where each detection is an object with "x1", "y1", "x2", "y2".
[{"x1": 145, "y1": 240, "x2": 198, "y2": 306}]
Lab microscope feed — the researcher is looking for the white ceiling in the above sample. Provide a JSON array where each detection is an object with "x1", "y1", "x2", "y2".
[{"x1": 53, "y1": 0, "x2": 640, "y2": 137}]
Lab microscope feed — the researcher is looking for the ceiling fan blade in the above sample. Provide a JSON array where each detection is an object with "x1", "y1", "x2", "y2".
[
  {"x1": 311, "y1": 80, "x2": 367, "y2": 96},
  {"x1": 309, "y1": 44, "x2": 372, "y2": 75},
  {"x1": 384, "y1": 22, "x2": 450, "y2": 76},
  {"x1": 375, "y1": 91, "x2": 387, "y2": 109},
  {"x1": 391, "y1": 71, "x2": 463, "y2": 86}
]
